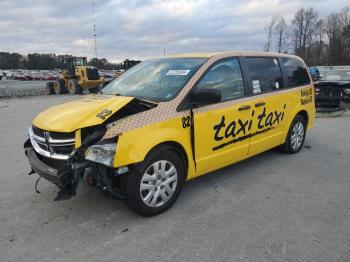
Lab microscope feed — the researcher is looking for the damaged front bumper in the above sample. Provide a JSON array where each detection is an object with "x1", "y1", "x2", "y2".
[
  {"x1": 25, "y1": 147, "x2": 72, "y2": 189},
  {"x1": 24, "y1": 139, "x2": 127, "y2": 200}
]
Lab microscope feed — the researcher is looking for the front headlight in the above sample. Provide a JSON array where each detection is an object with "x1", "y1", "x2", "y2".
[{"x1": 85, "y1": 138, "x2": 117, "y2": 166}]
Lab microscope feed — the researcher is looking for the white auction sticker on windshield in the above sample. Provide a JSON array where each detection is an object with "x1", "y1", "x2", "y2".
[{"x1": 166, "y1": 70, "x2": 190, "y2": 76}]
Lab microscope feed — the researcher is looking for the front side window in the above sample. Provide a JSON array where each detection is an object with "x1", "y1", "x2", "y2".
[
  {"x1": 246, "y1": 57, "x2": 284, "y2": 93},
  {"x1": 196, "y1": 58, "x2": 244, "y2": 102},
  {"x1": 102, "y1": 58, "x2": 207, "y2": 102},
  {"x1": 281, "y1": 57, "x2": 310, "y2": 87}
]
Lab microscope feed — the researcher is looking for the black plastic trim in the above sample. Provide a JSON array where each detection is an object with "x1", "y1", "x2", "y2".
[{"x1": 25, "y1": 148, "x2": 72, "y2": 189}]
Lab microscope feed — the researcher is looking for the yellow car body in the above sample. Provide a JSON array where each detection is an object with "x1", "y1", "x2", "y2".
[{"x1": 25, "y1": 51, "x2": 315, "y2": 215}]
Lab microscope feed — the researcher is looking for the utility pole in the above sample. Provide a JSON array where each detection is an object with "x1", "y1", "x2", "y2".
[
  {"x1": 163, "y1": 48, "x2": 166, "y2": 56},
  {"x1": 92, "y1": 1, "x2": 97, "y2": 58}
]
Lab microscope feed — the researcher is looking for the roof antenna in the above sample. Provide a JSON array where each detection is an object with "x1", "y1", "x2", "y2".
[{"x1": 92, "y1": 1, "x2": 98, "y2": 58}]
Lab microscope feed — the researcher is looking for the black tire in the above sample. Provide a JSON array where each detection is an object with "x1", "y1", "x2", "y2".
[
  {"x1": 125, "y1": 147, "x2": 186, "y2": 216},
  {"x1": 67, "y1": 79, "x2": 81, "y2": 94},
  {"x1": 45, "y1": 82, "x2": 54, "y2": 95},
  {"x1": 54, "y1": 78, "x2": 66, "y2": 94},
  {"x1": 279, "y1": 115, "x2": 306, "y2": 154},
  {"x1": 89, "y1": 86, "x2": 100, "y2": 93}
]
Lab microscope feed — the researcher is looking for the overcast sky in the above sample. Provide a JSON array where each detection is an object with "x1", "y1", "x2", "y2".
[{"x1": 0, "y1": 0, "x2": 348, "y2": 62}]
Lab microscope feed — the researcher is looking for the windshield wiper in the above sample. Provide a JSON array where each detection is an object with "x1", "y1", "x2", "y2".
[
  {"x1": 133, "y1": 97, "x2": 158, "y2": 108},
  {"x1": 112, "y1": 93, "x2": 158, "y2": 106}
]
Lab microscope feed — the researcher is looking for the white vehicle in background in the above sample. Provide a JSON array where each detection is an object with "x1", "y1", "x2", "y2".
[
  {"x1": 2, "y1": 70, "x2": 12, "y2": 80},
  {"x1": 32, "y1": 72, "x2": 43, "y2": 81}
]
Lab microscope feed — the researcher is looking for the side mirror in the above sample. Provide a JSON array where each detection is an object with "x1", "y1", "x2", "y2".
[{"x1": 190, "y1": 88, "x2": 221, "y2": 106}]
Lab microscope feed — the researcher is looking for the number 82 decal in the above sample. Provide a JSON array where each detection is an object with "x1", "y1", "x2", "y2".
[{"x1": 182, "y1": 116, "x2": 191, "y2": 128}]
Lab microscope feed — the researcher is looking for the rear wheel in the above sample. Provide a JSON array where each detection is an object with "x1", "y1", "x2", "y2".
[
  {"x1": 53, "y1": 78, "x2": 66, "y2": 94},
  {"x1": 279, "y1": 115, "x2": 306, "y2": 154},
  {"x1": 67, "y1": 79, "x2": 81, "y2": 94},
  {"x1": 125, "y1": 147, "x2": 185, "y2": 216}
]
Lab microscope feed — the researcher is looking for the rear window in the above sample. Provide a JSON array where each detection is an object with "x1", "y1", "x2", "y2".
[
  {"x1": 281, "y1": 58, "x2": 310, "y2": 87},
  {"x1": 245, "y1": 57, "x2": 284, "y2": 94}
]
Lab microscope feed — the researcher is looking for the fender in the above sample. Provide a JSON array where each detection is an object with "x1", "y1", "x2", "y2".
[{"x1": 113, "y1": 116, "x2": 196, "y2": 179}]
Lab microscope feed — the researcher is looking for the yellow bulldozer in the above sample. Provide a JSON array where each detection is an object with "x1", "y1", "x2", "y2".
[{"x1": 46, "y1": 56, "x2": 106, "y2": 95}]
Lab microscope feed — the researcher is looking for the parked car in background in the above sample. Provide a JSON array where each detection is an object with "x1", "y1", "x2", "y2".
[
  {"x1": 315, "y1": 70, "x2": 350, "y2": 112},
  {"x1": 23, "y1": 71, "x2": 33, "y2": 80},
  {"x1": 13, "y1": 72, "x2": 26, "y2": 80},
  {"x1": 3, "y1": 70, "x2": 13, "y2": 80},
  {"x1": 32, "y1": 72, "x2": 43, "y2": 80},
  {"x1": 309, "y1": 66, "x2": 320, "y2": 81}
]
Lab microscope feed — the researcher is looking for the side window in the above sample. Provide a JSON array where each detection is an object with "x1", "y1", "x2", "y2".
[
  {"x1": 196, "y1": 58, "x2": 244, "y2": 102},
  {"x1": 281, "y1": 57, "x2": 310, "y2": 87},
  {"x1": 245, "y1": 57, "x2": 284, "y2": 94}
]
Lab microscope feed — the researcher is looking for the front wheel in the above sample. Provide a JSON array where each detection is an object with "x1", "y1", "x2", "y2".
[
  {"x1": 125, "y1": 148, "x2": 185, "y2": 216},
  {"x1": 279, "y1": 115, "x2": 306, "y2": 154}
]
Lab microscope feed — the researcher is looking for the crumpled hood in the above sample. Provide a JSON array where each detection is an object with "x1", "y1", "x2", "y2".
[{"x1": 32, "y1": 94, "x2": 134, "y2": 132}]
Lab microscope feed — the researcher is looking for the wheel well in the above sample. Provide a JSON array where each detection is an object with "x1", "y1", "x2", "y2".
[
  {"x1": 297, "y1": 110, "x2": 309, "y2": 126},
  {"x1": 147, "y1": 141, "x2": 189, "y2": 178}
]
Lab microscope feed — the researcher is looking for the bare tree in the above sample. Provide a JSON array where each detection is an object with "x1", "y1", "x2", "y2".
[
  {"x1": 325, "y1": 13, "x2": 342, "y2": 64},
  {"x1": 264, "y1": 16, "x2": 277, "y2": 52},
  {"x1": 339, "y1": 7, "x2": 350, "y2": 63},
  {"x1": 290, "y1": 8, "x2": 320, "y2": 58},
  {"x1": 274, "y1": 16, "x2": 287, "y2": 53},
  {"x1": 278, "y1": 5, "x2": 350, "y2": 65}
]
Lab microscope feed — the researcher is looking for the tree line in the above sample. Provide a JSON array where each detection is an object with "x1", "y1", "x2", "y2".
[
  {"x1": 0, "y1": 52, "x2": 139, "y2": 70},
  {"x1": 264, "y1": 6, "x2": 350, "y2": 66}
]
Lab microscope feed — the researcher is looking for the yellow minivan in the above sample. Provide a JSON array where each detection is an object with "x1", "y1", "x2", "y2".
[{"x1": 24, "y1": 51, "x2": 315, "y2": 216}]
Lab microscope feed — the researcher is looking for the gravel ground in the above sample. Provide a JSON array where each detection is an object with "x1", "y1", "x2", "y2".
[
  {"x1": 0, "y1": 80, "x2": 49, "y2": 98},
  {"x1": 0, "y1": 95, "x2": 349, "y2": 262}
]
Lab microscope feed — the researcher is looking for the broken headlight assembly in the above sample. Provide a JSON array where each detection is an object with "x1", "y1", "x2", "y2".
[{"x1": 85, "y1": 137, "x2": 117, "y2": 167}]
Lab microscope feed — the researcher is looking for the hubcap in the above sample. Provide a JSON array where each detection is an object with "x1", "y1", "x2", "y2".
[
  {"x1": 291, "y1": 121, "x2": 304, "y2": 150},
  {"x1": 140, "y1": 160, "x2": 178, "y2": 207}
]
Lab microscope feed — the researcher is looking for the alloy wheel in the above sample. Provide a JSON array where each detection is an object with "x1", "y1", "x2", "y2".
[{"x1": 291, "y1": 121, "x2": 304, "y2": 151}]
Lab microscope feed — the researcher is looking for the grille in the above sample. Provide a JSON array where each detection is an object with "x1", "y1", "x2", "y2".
[
  {"x1": 316, "y1": 86, "x2": 341, "y2": 108},
  {"x1": 29, "y1": 126, "x2": 75, "y2": 160},
  {"x1": 32, "y1": 126, "x2": 45, "y2": 137}
]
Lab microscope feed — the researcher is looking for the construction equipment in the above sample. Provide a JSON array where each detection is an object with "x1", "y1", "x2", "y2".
[{"x1": 46, "y1": 56, "x2": 104, "y2": 95}]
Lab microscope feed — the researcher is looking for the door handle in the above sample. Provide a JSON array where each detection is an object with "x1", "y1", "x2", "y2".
[
  {"x1": 238, "y1": 105, "x2": 251, "y2": 111},
  {"x1": 255, "y1": 101, "x2": 266, "y2": 107}
]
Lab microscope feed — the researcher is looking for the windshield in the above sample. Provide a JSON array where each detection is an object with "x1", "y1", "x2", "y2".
[
  {"x1": 75, "y1": 57, "x2": 86, "y2": 66},
  {"x1": 101, "y1": 58, "x2": 207, "y2": 102},
  {"x1": 320, "y1": 70, "x2": 350, "y2": 81}
]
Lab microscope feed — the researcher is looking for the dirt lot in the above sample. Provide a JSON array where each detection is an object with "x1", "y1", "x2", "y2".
[{"x1": 0, "y1": 95, "x2": 349, "y2": 262}]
